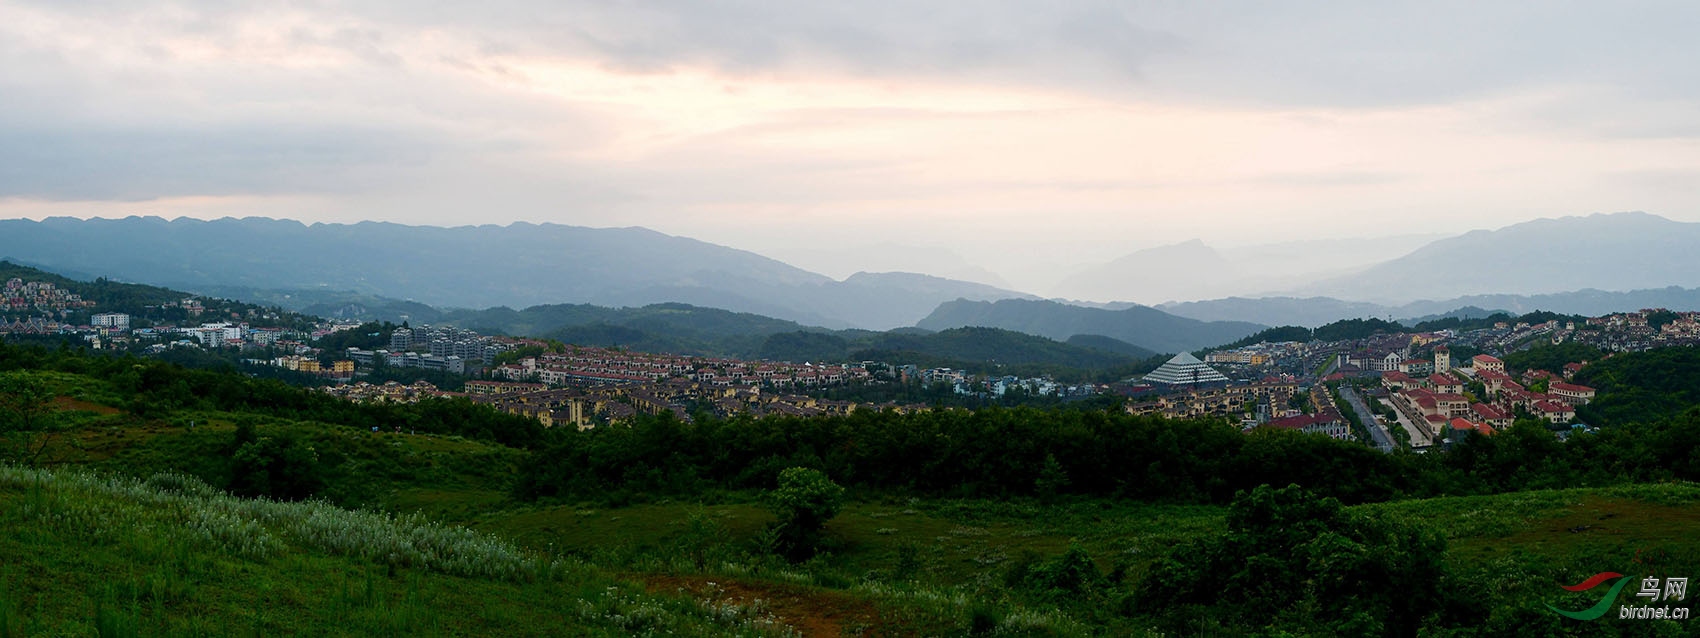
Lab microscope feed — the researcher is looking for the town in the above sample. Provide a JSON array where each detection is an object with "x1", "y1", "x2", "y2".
[{"x1": 5, "y1": 273, "x2": 1692, "y2": 452}]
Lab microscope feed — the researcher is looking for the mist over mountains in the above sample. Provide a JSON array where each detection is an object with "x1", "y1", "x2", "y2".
[
  {"x1": 918, "y1": 299, "x2": 1266, "y2": 353},
  {"x1": 1293, "y1": 212, "x2": 1700, "y2": 303},
  {"x1": 6, "y1": 212, "x2": 1700, "y2": 350},
  {"x1": 1158, "y1": 288, "x2": 1700, "y2": 328},
  {"x1": 0, "y1": 216, "x2": 1030, "y2": 331},
  {"x1": 1049, "y1": 234, "x2": 1443, "y2": 304}
]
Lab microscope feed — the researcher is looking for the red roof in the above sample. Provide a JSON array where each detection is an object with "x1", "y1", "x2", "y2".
[
  {"x1": 1450, "y1": 417, "x2": 1497, "y2": 436},
  {"x1": 1473, "y1": 354, "x2": 1503, "y2": 363},
  {"x1": 1550, "y1": 382, "x2": 1595, "y2": 394},
  {"x1": 1262, "y1": 414, "x2": 1336, "y2": 431},
  {"x1": 1471, "y1": 403, "x2": 1507, "y2": 420}
]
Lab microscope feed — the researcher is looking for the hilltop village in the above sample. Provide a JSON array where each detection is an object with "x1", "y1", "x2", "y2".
[
  {"x1": 1119, "y1": 311, "x2": 1700, "y2": 451},
  {"x1": 6, "y1": 273, "x2": 1695, "y2": 451},
  {"x1": 319, "y1": 310, "x2": 1700, "y2": 456}
]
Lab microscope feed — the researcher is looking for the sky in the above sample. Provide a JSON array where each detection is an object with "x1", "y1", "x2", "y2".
[{"x1": 3, "y1": 1, "x2": 1699, "y2": 293}]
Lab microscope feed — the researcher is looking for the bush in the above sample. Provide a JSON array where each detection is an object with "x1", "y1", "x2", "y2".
[{"x1": 765, "y1": 467, "x2": 844, "y2": 560}]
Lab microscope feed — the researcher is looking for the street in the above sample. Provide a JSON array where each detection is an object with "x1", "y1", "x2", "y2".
[{"x1": 1338, "y1": 384, "x2": 1396, "y2": 452}]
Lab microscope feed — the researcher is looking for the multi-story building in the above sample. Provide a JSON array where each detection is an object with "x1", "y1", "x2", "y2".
[{"x1": 91, "y1": 313, "x2": 130, "y2": 330}]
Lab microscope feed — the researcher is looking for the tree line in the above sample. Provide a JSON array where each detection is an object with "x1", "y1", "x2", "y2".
[
  {"x1": 0, "y1": 340, "x2": 545, "y2": 450},
  {"x1": 514, "y1": 402, "x2": 1700, "y2": 507}
]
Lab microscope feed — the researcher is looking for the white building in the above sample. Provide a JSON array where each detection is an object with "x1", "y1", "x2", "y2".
[
  {"x1": 91, "y1": 313, "x2": 130, "y2": 330},
  {"x1": 1143, "y1": 352, "x2": 1231, "y2": 386}
]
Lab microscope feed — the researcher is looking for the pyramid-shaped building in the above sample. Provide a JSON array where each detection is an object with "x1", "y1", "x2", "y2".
[{"x1": 1143, "y1": 352, "x2": 1230, "y2": 386}]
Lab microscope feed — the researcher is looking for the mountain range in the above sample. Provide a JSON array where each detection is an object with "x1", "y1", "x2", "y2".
[
  {"x1": 1160, "y1": 288, "x2": 1700, "y2": 328},
  {"x1": 1293, "y1": 212, "x2": 1700, "y2": 302},
  {"x1": 7, "y1": 212, "x2": 1700, "y2": 350},
  {"x1": 1050, "y1": 234, "x2": 1443, "y2": 304},
  {"x1": 917, "y1": 299, "x2": 1266, "y2": 353},
  {"x1": 0, "y1": 216, "x2": 1030, "y2": 331}
]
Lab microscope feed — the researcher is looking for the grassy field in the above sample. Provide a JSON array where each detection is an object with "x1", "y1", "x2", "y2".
[
  {"x1": 0, "y1": 464, "x2": 827, "y2": 637},
  {"x1": 8, "y1": 368, "x2": 1700, "y2": 635}
]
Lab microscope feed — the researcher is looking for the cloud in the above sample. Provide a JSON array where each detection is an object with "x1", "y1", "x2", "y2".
[{"x1": 4, "y1": 0, "x2": 1700, "y2": 272}]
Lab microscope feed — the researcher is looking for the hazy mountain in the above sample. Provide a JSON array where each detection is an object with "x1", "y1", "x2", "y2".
[
  {"x1": 1160, "y1": 286, "x2": 1700, "y2": 329},
  {"x1": 1050, "y1": 234, "x2": 1447, "y2": 304},
  {"x1": 1159, "y1": 296, "x2": 1393, "y2": 328},
  {"x1": 1300, "y1": 212, "x2": 1700, "y2": 303},
  {"x1": 193, "y1": 286, "x2": 451, "y2": 324},
  {"x1": 1392, "y1": 287, "x2": 1700, "y2": 320},
  {"x1": 1052, "y1": 240, "x2": 1235, "y2": 304},
  {"x1": 0, "y1": 216, "x2": 1030, "y2": 330},
  {"x1": 917, "y1": 298, "x2": 1266, "y2": 353},
  {"x1": 1063, "y1": 334, "x2": 1159, "y2": 359},
  {"x1": 756, "y1": 242, "x2": 1016, "y2": 289}
]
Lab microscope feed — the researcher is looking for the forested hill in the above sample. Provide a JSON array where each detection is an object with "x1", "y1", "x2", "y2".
[
  {"x1": 0, "y1": 261, "x2": 318, "y2": 330},
  {"x1": 916, "y1": 298, "x2": 1265, "y2": 353},
  {"x1": 1575, "y1": 347, "x2": 1700, "y2": 426},
  {"x1": 0, "y1": 216, "x2": 1034, "y2": 330}
]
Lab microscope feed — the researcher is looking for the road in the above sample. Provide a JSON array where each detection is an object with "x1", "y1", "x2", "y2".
[
  {"x1": 1387, "y1": 402, "x2": 1435, "y2": 448},
  {"x1": 1315, "y1": 353, "x2": 1341, "y2": 378},
  {"x1": 1338, "y1": 385, "x2": 1395, "y2": 452}
]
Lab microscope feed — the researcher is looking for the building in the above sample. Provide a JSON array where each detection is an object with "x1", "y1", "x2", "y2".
[
  {"x1": 1260, "y1": 413, "x2": 1351, "y2": 440},
  {"x1": 1205, "y1": 350, "x2": 1270, "y2": 365},
  {"x1": 1434, "y1": 346, "x2": 1451, "y2": 374},
  {"x1": 91, "y1": 313, "x2": 130, "y2": 330},
  {"x1": 1427, "y1": 374, "x2": 1463, "y2": 394},
  {"x1": 1533, "y1": 400, "x2": 1576, "y2": 424},
  {"x1": 1397, "y1": 359, "x2": 1435, "y2": 376},
  {"x1": 1472, "y1": 354, "x2": 1505, "y2": 373},
  {"x1": 1548, "y1": 382, "x2": 1596, "y2": 406},
  {"x1": 1142, "y1": 352, "x2": 1231, "y2": 386},
  {"x1": 1449, "y1": 417, "x2": 1498, "y2": 439}
]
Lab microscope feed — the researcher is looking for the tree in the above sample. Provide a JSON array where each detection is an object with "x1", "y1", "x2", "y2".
[
  {"x1": 0, "y1": 373, "x2": 63, "y2": 466},
  {"x1": 227, "y1": 432, "x2": 326, "y2": 500},
  {"x1": 765, "y1": 467, "x2": 845, "y2": 560},
  {"x1": 1138, "y1": 484, "x2": 1451, "y2": 637},
  {"x1": 1035, "y1": 453, "x2": 1071, "y2": 503}
]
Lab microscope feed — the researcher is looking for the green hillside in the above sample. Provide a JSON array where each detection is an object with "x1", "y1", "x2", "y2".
[
  {"x1": 0, "y1": 464, "x2": 811, "y2": 637},
  {"x1": 6, "y1": 339, "x2": 1700, "y2": 635},
  {"x1": 1577, "y1": 347, "x2": 1700, "y2": 426},
  {"x1": 0, "y1": 260, "x2": 318, "y2": 330}
]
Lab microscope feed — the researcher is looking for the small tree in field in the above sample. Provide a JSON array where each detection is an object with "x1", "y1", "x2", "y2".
[
  {"x1": 766, "y1": 467, "x2": 844, "y2": 560},
  {"x1": 0, "y1": 373, "x2": 63, "y2": 466}
]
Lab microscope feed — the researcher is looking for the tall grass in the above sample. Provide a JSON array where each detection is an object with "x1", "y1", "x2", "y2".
[
  {"x1": 0, "y1": 462, "x2": 814, "y2": 636},
  {"x1": 0, "y1": 463, "x2": 556, "y2": 581}
]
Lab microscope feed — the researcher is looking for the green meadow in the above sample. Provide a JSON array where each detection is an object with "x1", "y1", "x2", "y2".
[{"x1": 5, "y1": 347, "x2": 1700, "y2": 635}]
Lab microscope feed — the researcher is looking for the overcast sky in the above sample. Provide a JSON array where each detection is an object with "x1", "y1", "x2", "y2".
[{"x1": 3, "y1": 1, "x2": 1698, "y2": 290}]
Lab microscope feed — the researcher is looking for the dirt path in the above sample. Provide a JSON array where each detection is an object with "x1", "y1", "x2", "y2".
[{"x1": 644, "y1": 574, "x2": 892, "y2": 637}]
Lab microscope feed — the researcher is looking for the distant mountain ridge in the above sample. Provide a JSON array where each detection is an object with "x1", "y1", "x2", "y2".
[
  {"x1": 1161, "y1": 287, "x2": 1700, "y2": 328},
  {"x1": 0, "y1": 216, "x2": 1031, "y2": 330},
  {"x1": 917, "y1": 298, "x2": 1266, "y2": 353},
  {"x1": 1050, "y1": 234, "x2": 1445, "y2": 304},
  {"x1": 1298, "y1": 212, "x2": 1700, "y2": 302}
]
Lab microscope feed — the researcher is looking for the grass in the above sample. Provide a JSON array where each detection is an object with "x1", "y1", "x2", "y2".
[
  {"x1": 10, "y1": 367, "x2": 1700, "y2": 635},
  {"x1": 0, "y1": 463, "x2": 805, "y2": 637}
]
